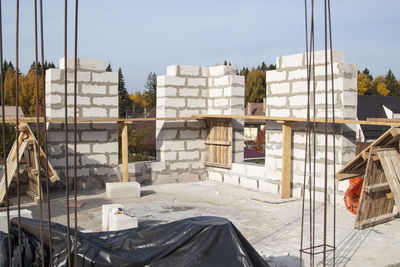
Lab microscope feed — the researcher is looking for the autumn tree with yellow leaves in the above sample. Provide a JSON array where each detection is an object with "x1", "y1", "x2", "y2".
[
  {"x1": 357, "y1": 73, "x2": 372, "y2": 95},
  {"x1": 2, "y1": 60, "x2": 54, "y2": 116}
]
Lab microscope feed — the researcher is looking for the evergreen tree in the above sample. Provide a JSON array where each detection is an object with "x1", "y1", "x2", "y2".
[
  {"x1": 118, "y1": 68, "x2": 132, "y2": 118},
  {"x1": 260, "y1": 61, "x2": 267, "y2": 71},
  {"x1": 362, "y1": 68, "x2": 373, "y2": 81},
  {"x1": 386, "y1": 69, "x2": 400, "y2": 98},
  {"x1": 144, "y1": 72, "x2": 157, "y2": 111},
  {"x1": 106, "y1": 63, "x2": 112, "y2": 72}
]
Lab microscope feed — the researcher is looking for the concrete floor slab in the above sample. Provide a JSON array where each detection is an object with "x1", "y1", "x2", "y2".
[{"x1": 3, "y1": 181, "x2": 400, "y2": 267}]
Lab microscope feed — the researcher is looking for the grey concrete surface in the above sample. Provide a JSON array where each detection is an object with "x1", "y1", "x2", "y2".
[{"x1": 3, "y1": 181, "x2": 400, "y2": 267}]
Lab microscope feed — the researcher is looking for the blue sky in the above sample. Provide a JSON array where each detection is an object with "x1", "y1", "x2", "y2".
[{"x1": 2, "y1": 1, "x2": 400, "y2": 94}]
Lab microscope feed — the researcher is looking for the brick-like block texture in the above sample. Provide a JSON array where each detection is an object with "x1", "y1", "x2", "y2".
[
  {"x1": 46, "y1": 58, "x2": 119, "y2": 190},
  {"x1": 155, "y1": 65, "x2": 245, "y2": 184},
  {"x1": 263, "y1": 50, "x2": 357, "y2": 201}
]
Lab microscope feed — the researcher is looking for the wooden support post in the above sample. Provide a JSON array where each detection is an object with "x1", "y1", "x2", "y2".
[
  {"x1": 122, "y1": 122, "x2": 129, "y2": 182},
  {"x1": 281, "y1": 121, "x2": 292, "y2": 199}
]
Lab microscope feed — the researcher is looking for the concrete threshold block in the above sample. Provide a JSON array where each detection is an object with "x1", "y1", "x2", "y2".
[
  {"x1": 109, "y1": 212, "x2": 138, "y2": 231},
  {"x1": 106, "y1": 182, "x2": 140, "y2": 199},
  {"x1": 102, "y1": 204, "x2": 138, "y2": 231},
  {"x1": 0, "y1": 209, "x2": 32, "y2": 232}
]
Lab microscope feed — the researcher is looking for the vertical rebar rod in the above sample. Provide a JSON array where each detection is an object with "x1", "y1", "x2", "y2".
[
  {"x1": 73, "y1": 0, "x2": 79, "y2": 265},
  {"x1": 323, "y1": 0, "x2": 329, "y2": 265},
  {"x1": 33, "y1": 0, "x2": 45, "y2": 265},
  {"x1": 64, "y1": 0, "x2": 71, "y2": 265},
  {"x1": 0, "y1": 1, "x2": 13, "y2": 265},
  {"x1": 39, "y1": 0, "x2": 54, "y2": 264},
  {"x1": 300, "y1": 1, "x2": 309, "y2": 265},
  {"x1": 328, "y1": 0, "x2": 336, "y2": 265},
  {"x1": 15, "y1": 1, "x2": 23, "y2": 265},
  {"x1": 311, "y1": 2, "x2": 316, "y2": 265}
]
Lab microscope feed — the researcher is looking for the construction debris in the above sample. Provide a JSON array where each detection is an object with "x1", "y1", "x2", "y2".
[{"x1": 336, "y1": 127, "x2": 400, "y2": 229}]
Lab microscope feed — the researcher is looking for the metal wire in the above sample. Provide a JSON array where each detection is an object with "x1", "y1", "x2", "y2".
[
  {"x1": 0, "y1": 1, "x2": 13, "y2": 265},
  {"x1": 73, "y1": 0, "x2": 79, "y2": 265},
  {"x1": 15, "y1": 1, "x2": 23, "y2": 265},
  {"x1": 64, "y1": 0, "x2": 72, "y2": 265},
  {"x1": 33, "y1": 0, "x2": 45, "y2": 265},
  {"x1": 39, "y1": 0, "x2": 54, "y2": 264}
]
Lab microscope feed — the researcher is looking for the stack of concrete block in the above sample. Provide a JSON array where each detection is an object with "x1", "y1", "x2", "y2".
[
  {"x1": 46, "y1": 58, "x2": 119, "y2": 190},
  {"x1": 264, "y1": 50, "x2": 357, "y2": 201},
  {"x1": 154, "y1": 65, "x2": 245, "y2": 184}
]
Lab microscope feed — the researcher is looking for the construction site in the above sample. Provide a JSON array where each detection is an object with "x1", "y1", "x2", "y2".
[{"x1": 1, "y1": 1, "x2": 400, "y2": 267}]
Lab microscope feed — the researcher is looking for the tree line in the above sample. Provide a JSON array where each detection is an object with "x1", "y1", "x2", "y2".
[
  {"x1": 357, "y1": 68, "x2": 400, "y2": 98},
  {"x1": 1, "y1": 60, "x2": 55, "y2": 116}
]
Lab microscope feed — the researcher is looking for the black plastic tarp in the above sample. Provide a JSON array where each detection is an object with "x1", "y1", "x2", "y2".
[{"x1": 1, "y1": 216, "x2": 269, "y2": 267}]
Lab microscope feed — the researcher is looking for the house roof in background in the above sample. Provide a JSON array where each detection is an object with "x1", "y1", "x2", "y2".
[
  {"x1": 245, "y1": 102, "x2": 265, "y2": 125},
  {"x1": 0, "y1": 106, "x2": 25, "y2": 118},
  {"x1": 244, "y1": 147, "x2": 265, "y2": 159},
  {"x1": 357, "y1": 95, "x2": 400, "y2": 140}
]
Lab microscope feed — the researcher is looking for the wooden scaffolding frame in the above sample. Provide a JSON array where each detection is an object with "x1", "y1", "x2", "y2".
[{"x1": 0, "y1": 122, "x2": 59, "y2": 204}]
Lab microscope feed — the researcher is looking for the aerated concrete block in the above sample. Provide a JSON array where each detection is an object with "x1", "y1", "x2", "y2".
[
  {"x1": 0, "y1": 209, "x2": 32, "y2": 232},
  {"x1": 108, "y1": 212, "x2": 138, "y2": 231},
  {"x1": 106, "y1": 182, "x2": 140, "y2": 198}
]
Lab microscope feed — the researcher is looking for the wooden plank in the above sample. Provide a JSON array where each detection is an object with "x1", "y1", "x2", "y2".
[
  {"x1": 0, "y1": 141, "x2": 29, "y2": 202},
  {"x1": 204, "y1": 140, "x2": 232, "y2": 146},
  {"x1": 217, "y1": 121, "x2": 221, "y2": 164},
  {"x1": 336, "y1": 171, "x2": 365, "y2": 181},
  {"x1": 355, "y1": 152, "x2": 373, "y2": 226},
  {"x1": 228, "y1": 121, "x2": 232, "y2": 166},
  {"x1": 205, "y1": 162, "x2": 232, "y2": 169},
  {"x1": 281, "y1": 121, "x2": 292, "y2": 199},
  {"x1": 6, "y1": 115, "x2": 400, "y2": 127},
  {"x1": 364, "y1": 183, "x2": 390, "y2": 194},
  {"x1": 356, "y1": 213, "x2": 396, "y2": 229},
  {"x1": 121, "y1": 123, "x2": 129, "y2": 182},
  {"x1": 210, "y1": 120, "x2": 215, "y2": 164},
  {"x1": 191, "y1": 114, "x2": 400, "y2": 126},
  {"x1": 337, "y1": 127, "x2": 400, "y2": 180},
  {"x1": 377, "y1": 149, "x2": 400, "y2": 207}
]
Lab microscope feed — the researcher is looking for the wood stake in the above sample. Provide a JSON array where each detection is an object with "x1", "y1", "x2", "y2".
[{"x1": 122, "y1": 123, "x2": 129, "y2": 182}]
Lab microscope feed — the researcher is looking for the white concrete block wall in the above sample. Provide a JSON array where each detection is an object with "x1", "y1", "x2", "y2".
[
  {"x1": 264, "y1": 50, "x2": 357, "y2": 202},
  {"x1": 46, "y1": 58, "x2": 119, "y2": 190},
  {"x1": 154, "y1": 65, "x2": 245, "y2": 184}
]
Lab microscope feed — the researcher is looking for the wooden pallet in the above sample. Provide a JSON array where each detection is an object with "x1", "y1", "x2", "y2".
[
  {"x1": 355, "y1": 148, "x2": 397, "y2": 229},
  {"x1": 377, "y1": 148, "x2": 400, "y2": 211},
  {"x1": 0, "y1": 123, "x2": 59, "y2": 203},
  {"x1": 205, "y1": 119, "x2": 232, "y2": 169}
]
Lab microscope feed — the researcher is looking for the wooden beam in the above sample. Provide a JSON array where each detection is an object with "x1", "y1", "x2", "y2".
[
  {"x1": 5, "y1": 115, "x2": 400, "y2": 126},
  {"x1": 191, "y1": 114, "x2": 400, "y2": 126},
  {"x1": 121, "y1": 123, "x2": 129, "y2": 182},
  {"x1": 364, "y1": 183, "x2": 390, "y2": 194},
  {"x1": 335, "y1": 171, "x2": 364, "y2": 181},
  {"x1": 281, "y1": 121, "x2": 292, "y2": 199},
  {"x1": 355, "y1": 213, "x2": 396, "y2": 229},
  {"x1": 204, "y1": 140, "x2": 232, "y2": 146}
]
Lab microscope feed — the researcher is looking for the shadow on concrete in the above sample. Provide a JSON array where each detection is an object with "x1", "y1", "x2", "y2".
[
  {"x1": 323, "y1": 228, "x2": 371, "y2": 267},
  {"x1": 265, "y1": 255, "x2": 302, "y2": 267},
  {"x1": 141, "y1": 190, "x2": 156, "y2": 197}
]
